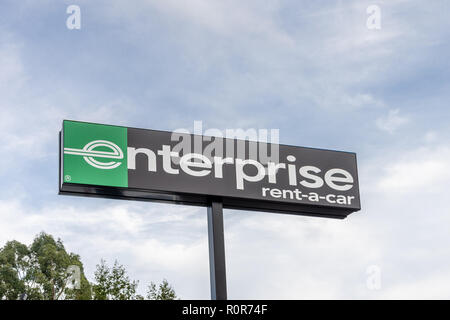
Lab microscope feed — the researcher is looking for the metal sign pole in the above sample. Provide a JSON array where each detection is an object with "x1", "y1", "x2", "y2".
[{"x1": 207, "y1": 200, "x2": 227, "y2": 300}]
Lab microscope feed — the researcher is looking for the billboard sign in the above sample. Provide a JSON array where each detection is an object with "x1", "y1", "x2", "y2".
[{"x1": 59, "y1": 120, "x2": 360, "y2": 219}]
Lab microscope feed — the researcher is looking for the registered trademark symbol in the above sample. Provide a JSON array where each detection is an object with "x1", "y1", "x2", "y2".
[{"x1": 65, "y1": 175, "x2": 72, "y2": 182}]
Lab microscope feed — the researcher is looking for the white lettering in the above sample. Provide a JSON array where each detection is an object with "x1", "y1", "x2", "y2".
[
  {"x1": 157, "y1": 145, "x2": 179, "y2": 174},
  {"x1": 235, "y1": 159, "x2": 266, "y2": 190},
  {"x1": 299, "y1": 166, "x2": 324, "y2": 188},
  {"x1": 325, "y1": 168, "x2": 354, "y2": 191},
  {"x1": 213, "y1": 156, "x2": 234, "y2": 178},
  {"x1": 180, "y1": 153, "x2": 212, "y2": 177},
  {"x1": 267, "y1": 162, "x2": 286, "y2": 184},
  {"x1": 127, "y1": 147, "x2": 156, "y2": 171}
]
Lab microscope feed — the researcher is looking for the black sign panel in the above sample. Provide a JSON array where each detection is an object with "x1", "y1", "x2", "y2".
[{"x1": 59, "y1": 120, "x2": 361, "y2": 219}]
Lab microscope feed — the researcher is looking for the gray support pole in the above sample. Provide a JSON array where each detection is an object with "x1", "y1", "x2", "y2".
[{"x1": 207, "y1": 200, "x2": 227, "y2": 300}]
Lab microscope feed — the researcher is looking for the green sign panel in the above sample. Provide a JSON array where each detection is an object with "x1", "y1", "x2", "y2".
[{"x1": 62, "y1": 120, "x2": 128, "y2": 188}]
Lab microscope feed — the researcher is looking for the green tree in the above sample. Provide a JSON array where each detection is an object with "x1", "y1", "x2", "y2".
[
  {"x1": 147, "y1": 279, "x2": 177, "y2": 300},
  {"x1": 92, "y1": 260, "x2": 142, "y2": 300},
  {"x1": 0, "y1": 240, "x2": 31, "y2": 300},
  {"x1": 1, "y1": 233, "x2": 178, "y2": 300},
  {"x1": 0, "y1": 232, "x2": 91, "y2": 300}
]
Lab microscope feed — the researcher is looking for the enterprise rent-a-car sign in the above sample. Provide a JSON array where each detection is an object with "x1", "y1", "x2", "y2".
[{"x1": 59, "y1": 120, "x2": 361, "y2": 219}]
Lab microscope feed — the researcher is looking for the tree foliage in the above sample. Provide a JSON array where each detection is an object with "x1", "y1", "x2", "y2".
[
  {"x1": 92, "y1": 260, "x2": 142, "y2": 300},
  {"x1": 0, "y1": 232, "x2": 91, "y2": 300},
  {"x1": 0, "y1": 240, "x2": 30, "y2": 300},
  {"x1": 147, "y1": 279, "x2": 177, "y2": 300},
  {"x1": 0, "y1": 232, "x2": 177, "y2": 300}
]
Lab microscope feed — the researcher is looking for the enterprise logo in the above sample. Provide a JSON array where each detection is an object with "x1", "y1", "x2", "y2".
[
  {"x1": 64, "y1": 140, "x2": 124, "y2": 169},
  {"x1": 64, "y1": 139, "x2": 355, "y2": 192}
]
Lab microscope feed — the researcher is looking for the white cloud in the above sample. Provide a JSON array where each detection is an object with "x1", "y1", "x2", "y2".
[
  {"x1": 423, "y1": 131, "x2": 438, "y2": 143},
  {"x1": 110, "y1": 0, "x2": 292, "y2": 44},
  {"x1": 376, "y1": 109, "x2": 409, "y2": 133},
  {"x1": 224, "y1": 211, "x2": 381, "y2": 299},
  {"x1": 0, "y1": 40, "x2": 27, "y2": 95},
  {"x1": 380, "y1": 271, "x2": 450, "y2": 299},
  {"x1": 376, "y1": 145, "x2": 450, "y2": 193},
  {"x1": 98, "y1": 0, "x2": 397, "y2": 122}
]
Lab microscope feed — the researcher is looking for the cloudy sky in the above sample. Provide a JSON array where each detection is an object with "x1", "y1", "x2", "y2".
[{"x1": 1, "y1": 0, "x2": 450, "y2": 299}]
